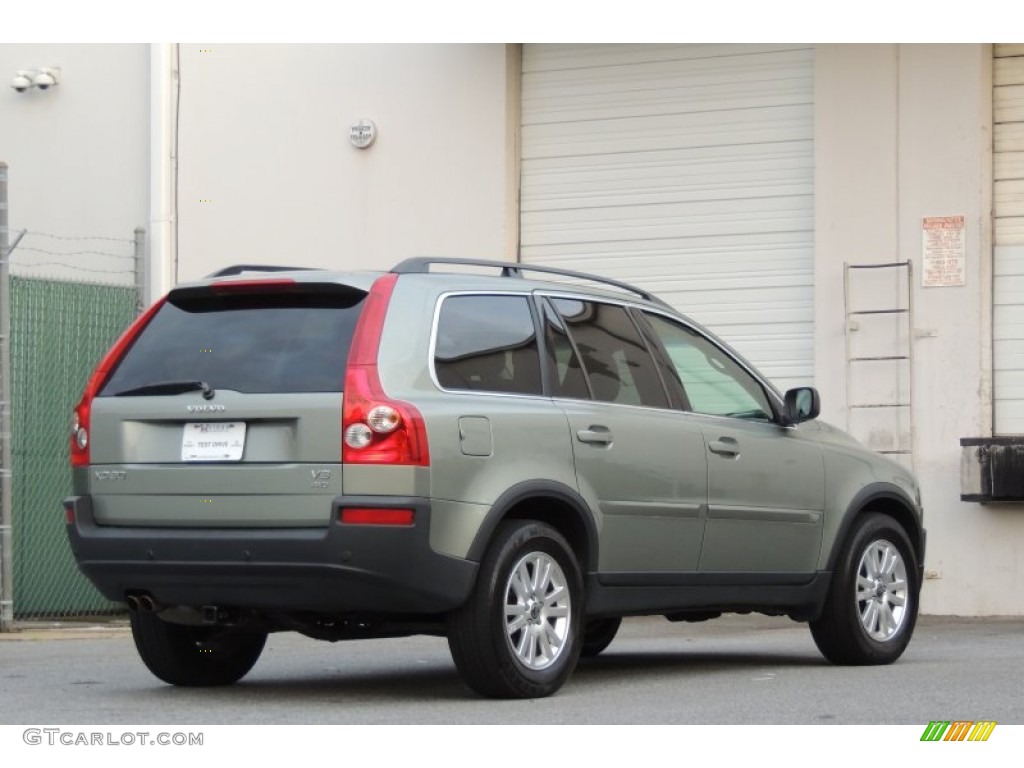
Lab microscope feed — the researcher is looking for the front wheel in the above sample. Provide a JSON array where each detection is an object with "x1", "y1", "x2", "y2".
[
  {"x1": 130, "y1": 610, "x2": 267, "y2": 686},
  {"x1": 447, "y1": 520, "x2": 583, "y2": 698},
  {"x1": 810, "y1": 513, "x2": 920, "y2": 665}
]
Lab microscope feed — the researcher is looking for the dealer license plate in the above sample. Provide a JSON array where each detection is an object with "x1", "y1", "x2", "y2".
[{"x1": 181, "y1": 422, "x2": 246, "y2": 462}]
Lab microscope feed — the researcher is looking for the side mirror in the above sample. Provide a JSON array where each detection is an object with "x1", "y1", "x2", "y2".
[{"x1": 783, "y1": 387, "x2": 820, "y2": 425}]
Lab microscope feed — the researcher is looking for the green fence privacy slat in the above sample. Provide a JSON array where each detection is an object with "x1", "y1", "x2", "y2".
[{"x1": 10, "y1": 277, "x2": 137, "y2": 618}]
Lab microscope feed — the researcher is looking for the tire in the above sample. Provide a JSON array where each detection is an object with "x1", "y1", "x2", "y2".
[
  {"x1": 447, "y1": 520, "x2": 583, "y2": 698},
  {"x1": 810, "y1": 513, "x2": 920, "y2": 665},
  {"x1": 130, "y1": 610, "x2": 267, "y2": 686},
  {"x1": 581, "y1": 617, "x2": 621, "y2": 658}
]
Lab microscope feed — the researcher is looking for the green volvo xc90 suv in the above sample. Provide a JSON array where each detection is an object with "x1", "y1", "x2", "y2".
[{"x1": 65, "y1": 258, "x2": 925, "y2": 698}]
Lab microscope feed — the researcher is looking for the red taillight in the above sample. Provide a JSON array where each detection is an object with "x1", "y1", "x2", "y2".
[
  {"x1": 70, "y1": 297, "x2": 167, "y2": 467},
  {"x1": 341, "y1": 274, "x2": 429, "y2": 466},
  {"x1": 340, "y1": 507, "x2": 415, "y2": 526}
]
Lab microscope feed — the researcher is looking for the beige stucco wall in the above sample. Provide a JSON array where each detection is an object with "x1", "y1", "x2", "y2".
[
  {"x1": 815, "y1": 44, "x2": 1024, "y2": 615},
  {"x1": 171, "y1": 44, "x2": 514, "y2": 284},
  {"x1": 0, "y1": 44, "x2": 149, "y2": 287}
]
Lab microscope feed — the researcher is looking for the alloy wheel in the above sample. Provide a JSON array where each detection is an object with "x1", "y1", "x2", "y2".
[
  {"x1": 855, "y1": 539, "x2": 910, "y2": 642},
  {"x1": 503, "y1": 551, "x2": 572, "y2": 670}
]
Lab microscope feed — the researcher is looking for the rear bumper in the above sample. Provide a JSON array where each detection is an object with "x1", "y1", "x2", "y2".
[{"x1": 64, "y1": 495, "x2": 478, "y2": 615}]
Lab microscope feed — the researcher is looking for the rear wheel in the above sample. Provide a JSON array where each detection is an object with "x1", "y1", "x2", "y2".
[
  {"x1": 448, "y1": 520, "x2": 583, "y2": 698},
  {"x1": 130, "y1": 610, "x2": 267, "y2": 686},
  {"x1": 810, "y1": 513, "x2": 920, "y2": 665},
  {"x1": 581, "y1": 617, "x2": 622, "y2": 658}
]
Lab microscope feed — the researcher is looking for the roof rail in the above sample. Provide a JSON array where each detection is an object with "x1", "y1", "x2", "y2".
[
  {"x1": 206, "y1": 264, "x2": 313, "y2": 278},
  {"x1": 391, "y1": 257, "x2": 669, "y2": 307}
]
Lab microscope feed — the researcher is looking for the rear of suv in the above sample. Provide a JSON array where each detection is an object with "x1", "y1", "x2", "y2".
[{"x1": 65, "y1": 258, "x2": 925, "y2": 698}]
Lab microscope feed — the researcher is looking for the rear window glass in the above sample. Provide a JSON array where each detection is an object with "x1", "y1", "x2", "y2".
[{"x1": 100, "y1": 287, "x2": 365, "y2": 396}]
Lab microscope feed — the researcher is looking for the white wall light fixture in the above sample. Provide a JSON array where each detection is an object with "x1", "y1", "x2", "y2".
[
  {"x1": 10, "y1": 67, "x2": 61, "y2": 93},
  {"x1": 349, "y1": 118, "x2": 377, "y2": 149}
]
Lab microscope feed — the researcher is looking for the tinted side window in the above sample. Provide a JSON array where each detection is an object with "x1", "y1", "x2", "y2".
[
  {"x1": 434, "y1": 295, "x2": 542, "y2": 395},
  {"x1": 541, "y1": 298, "x2": 590, "y2": 400},
  {"x1": 631, "y1": 310, "x2": 688, "y2": 411},
  {"x1": 552, "y1": 299, "x2": 668, "y2": 408},
  {"x1": 101, "y1": 288, "x2": 364, "y2": 395},
  {"x1": 644, "y1": 313, "x2": 774, "y2": 420}
]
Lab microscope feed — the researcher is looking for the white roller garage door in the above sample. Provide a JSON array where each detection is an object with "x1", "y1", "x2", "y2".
[
  {"x1": 994, "y1": 44, "x2": 1024, "y2": 434},
  {"x1": 520, "y1": 44, "x2": 815, "y2": 393}
]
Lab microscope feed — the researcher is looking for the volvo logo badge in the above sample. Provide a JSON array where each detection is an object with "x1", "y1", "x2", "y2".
[{"x1": 187, "y1": 404, "x2": 226, "y2": 413}]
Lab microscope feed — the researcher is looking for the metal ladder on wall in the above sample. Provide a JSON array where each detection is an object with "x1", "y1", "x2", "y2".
[{"x1": 843, "y1": 261, "x2": 914, "y2": 469}]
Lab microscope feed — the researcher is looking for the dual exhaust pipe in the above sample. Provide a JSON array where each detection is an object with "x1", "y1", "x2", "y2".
[
  {"x1": 124, "y1": 592, "x2": 158, "y2": 612},
  {"x1": 125, "y1": 593, "x2": 223, "y2": 625}
]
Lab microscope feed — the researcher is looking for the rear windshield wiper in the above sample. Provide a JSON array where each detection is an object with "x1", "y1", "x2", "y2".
[{"x1": 112, "y1": 380, "x2": 216, "y2": 400}]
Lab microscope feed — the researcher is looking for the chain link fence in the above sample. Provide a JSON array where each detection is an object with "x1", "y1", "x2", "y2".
[
  {"x1": 1, "y1": 162, "x2": 144, "y2": 623},
  {"x1": 10, "y1": 276, "x2": 139, "y2": 618}
]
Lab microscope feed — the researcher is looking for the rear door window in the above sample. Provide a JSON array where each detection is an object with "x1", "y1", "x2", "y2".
[
  {"x1": 540, "y1": 297, "x2": 591, "y2": 400},
  {"x1": 434, "y1": 294, "x2": 543, "y2": 396},
  {"x1": 550, "y1": 298, "x2": 669, "y2": 409},
  {"x1": 100, "y1": 286, "x2": 366, "y2": 396}
]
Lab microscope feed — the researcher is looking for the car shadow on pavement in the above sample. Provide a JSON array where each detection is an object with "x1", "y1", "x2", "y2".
[
  {"x1": 136, "y1": 647, "x2": 827, "y2": 705},
  {"x1": 574, "y1": 649, "x2": 826, "y2": 679}
]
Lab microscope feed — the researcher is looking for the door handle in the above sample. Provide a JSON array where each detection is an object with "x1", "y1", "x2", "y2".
[
  {"x1": 708, "y1": 437, "x2": 739, "y2": 457},
  {"x1": 576, "y1": 426, "x2": 613, "y2": 446}
]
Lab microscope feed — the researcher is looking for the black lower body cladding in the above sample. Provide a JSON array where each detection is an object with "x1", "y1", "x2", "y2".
[{"x1": 64, "y1": 495, "x2": 477, "y2": 614}]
